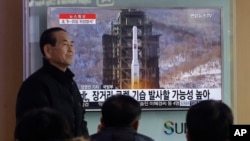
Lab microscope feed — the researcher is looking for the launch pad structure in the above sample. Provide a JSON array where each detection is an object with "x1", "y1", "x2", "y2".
[{"x1": 102, "y1": 9, "x2": 160, "y2": 89}]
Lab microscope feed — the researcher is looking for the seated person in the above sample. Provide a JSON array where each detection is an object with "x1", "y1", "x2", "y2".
[
  {"x1": 14, "y1": 107, "x2": 72, "y2": 141},
  {"x1": 186, "y1": 100, "x2": 233, "y2": 141},
  {"x1": 91, "y1": 94, "x2": 154, "y2": 141}
]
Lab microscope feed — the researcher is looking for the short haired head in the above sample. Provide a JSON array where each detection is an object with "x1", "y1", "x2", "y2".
[
  {"x1": 186, "y1": 100, "x2": 233, "y2": 141},
  {"x1": 101, "y1": 95, "x2": 141, "y2": 128},
  {"x1": 39, "y1": 27, "x2": 67, "y2": 56},
  {"x1": 14, "y1": 108, "x2": 71, "y2": 141}
]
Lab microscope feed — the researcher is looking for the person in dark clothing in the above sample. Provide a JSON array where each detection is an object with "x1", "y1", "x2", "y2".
[
  {"x1": 16, "y1": 27, "x2": 89, "y2": 137},
  {"x1": 90, "y1": 95, "x2": 154, "y2": 141},
  {"x1": 186, "y1": 100, "x2": 233, "y2": 141},
  {"x1": 14, "y1": 108, "x2": 71, "y2": 141}
]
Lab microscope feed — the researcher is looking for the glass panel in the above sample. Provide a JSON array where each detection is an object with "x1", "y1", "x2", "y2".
[{"x1": 23, "y1": 0, "x2": 232, "y2": 111}]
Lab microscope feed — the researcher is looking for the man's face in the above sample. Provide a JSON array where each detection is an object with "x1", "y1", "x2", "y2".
[{"x1": 45, "y1": 30, "x2": 75, "y2": 71}]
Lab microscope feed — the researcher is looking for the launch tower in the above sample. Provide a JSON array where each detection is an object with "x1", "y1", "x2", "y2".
[{"x1": 102, "y1": 9, "x2": 160, "y2": 89}]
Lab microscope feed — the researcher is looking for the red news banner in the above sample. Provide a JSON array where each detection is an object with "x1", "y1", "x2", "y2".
[{"x1": 59, "y1": 13, "x2": 96, "y2": 24}]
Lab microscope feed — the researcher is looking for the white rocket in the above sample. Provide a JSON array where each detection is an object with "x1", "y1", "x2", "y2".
[{"x1": 131, "y1": 26, "x2": 140, "y2": 89}]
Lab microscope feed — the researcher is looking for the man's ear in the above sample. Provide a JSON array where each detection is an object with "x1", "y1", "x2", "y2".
[
  {"x1": 43, "y1": 44, "x2": 52, "y2": 58},
  {"x1": 97, "y1": 116, "x2": 105, "y2": 132},
  {"x1": 100, "y1": 116, "x2": 104, "y2": 125},
  {"x1": 186, "y1": 130, "x2": 191, "y2": 141},
  {"x1": 132, "y1": 120, "x2": 139, "y2": 131}
]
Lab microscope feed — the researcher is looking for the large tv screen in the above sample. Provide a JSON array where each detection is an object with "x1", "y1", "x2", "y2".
[{"x1": 47, "y1": 7, "x2": 222, "y2": 111}]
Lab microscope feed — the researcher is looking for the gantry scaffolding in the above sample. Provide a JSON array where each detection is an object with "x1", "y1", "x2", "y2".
[{"x1": 102, "y1": 9, "x2": 160, "y2": 89}]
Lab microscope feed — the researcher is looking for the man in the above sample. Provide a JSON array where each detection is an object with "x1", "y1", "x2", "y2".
[
  {"x1": 91, "y1": 94, "x2": 154, "y2": 141},
  {"x1": 186, "y1": 100, "x2": 233, "y2": 141},
  {"x1": 15, "y1": 108, "x2": 71, "y2": 141},
  {"x1": 16, "y1": 27, "x2": 88, "y2": 137}
]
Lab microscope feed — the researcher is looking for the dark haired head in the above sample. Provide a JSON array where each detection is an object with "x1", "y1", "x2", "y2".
[
  {"x1": 39, "y1": 27, "x2": 66, "y2": 56},
  {"x1": 14, "y1": 108, "x2": 72, "y2": 141},
  {"x1": 186, "y1": 100, "x2": 233, "y2": 141},
  {"x1": 101, "y1": 95, "x2": 141, "y2": 127}
]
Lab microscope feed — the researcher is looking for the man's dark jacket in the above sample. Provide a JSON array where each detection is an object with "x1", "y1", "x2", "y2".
[
  {"x1": 91, "y1": 127, "x2": 154, "y2": 141},
  {"x1": 16, "y1": 59, "x2": 88, "y2": 137}
]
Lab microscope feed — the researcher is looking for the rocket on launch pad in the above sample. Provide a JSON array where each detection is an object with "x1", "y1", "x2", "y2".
[{"x1": 131, "y1": 26, "x2": 140, "y2": 89}]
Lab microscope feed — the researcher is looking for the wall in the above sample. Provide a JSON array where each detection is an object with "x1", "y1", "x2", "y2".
[
  {"x1": 0, "y1": 0, "x2": 250, "y2": 141},
  {"x1": 236, "y1": 0, "x2": 250, "y2": 123},
  {"x1": 0, "y1": 1, "x2": 23, "y2": 141}
]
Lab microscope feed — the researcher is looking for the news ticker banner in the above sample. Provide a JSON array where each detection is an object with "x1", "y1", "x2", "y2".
[
  {"x1": 230, "y1": 125, "x2": 250, "y2": 141},
  {"x1": 79, "y1": 88, "x2": 221, "y2": 110},
  {"x1": 59, "y1": 13, "x2": 96, "y2": 24}
]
